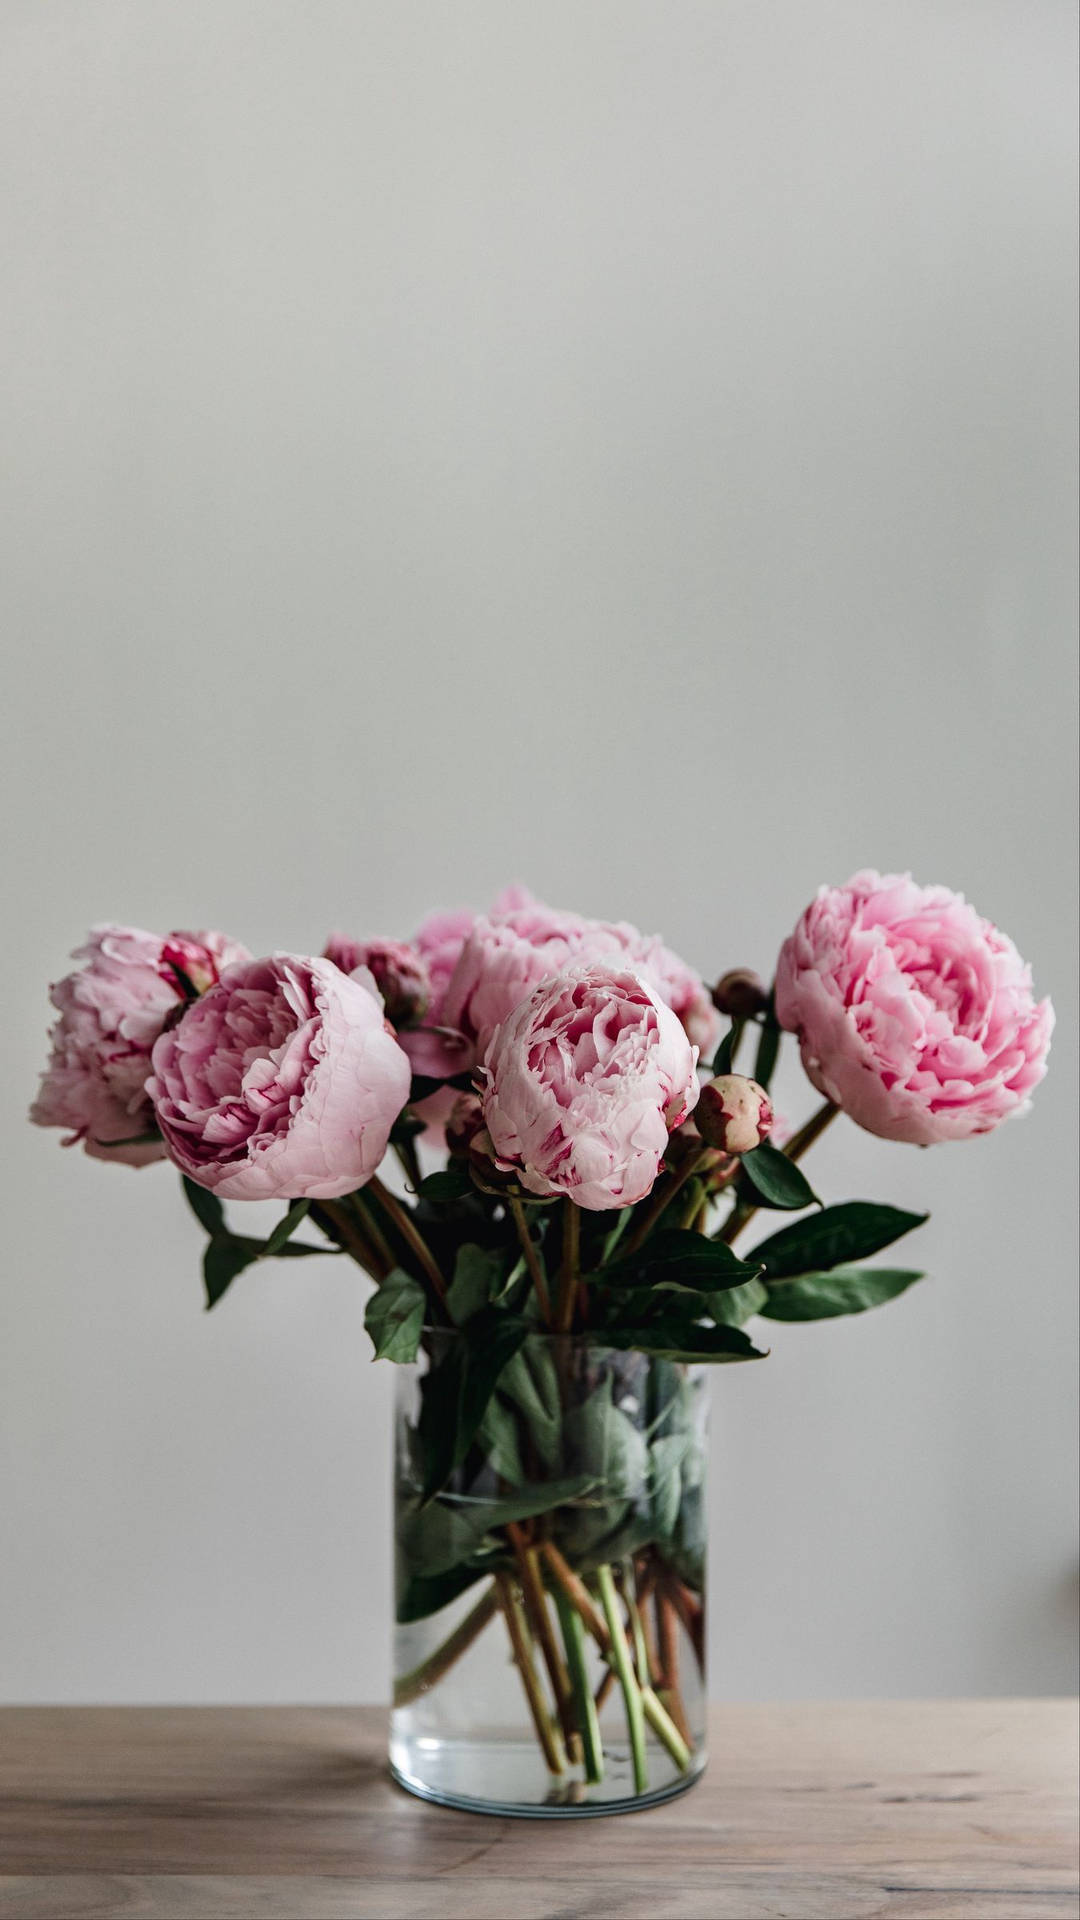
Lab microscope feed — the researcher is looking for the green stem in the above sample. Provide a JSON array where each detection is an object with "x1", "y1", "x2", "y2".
[
  {"x1": 309, "y1": 1200, "x2": 390, "y2": 1279},
  {"x1": 555, "y1": 1199, "x2": 580, "y2": 1333},
  {"x1": 596, "y1": 1564, "x2": 647, "y2": 1794},
  {"x1": 719, "y1": 1098, "x2": 839, "y2": 1247},
  {"x1": 508, "y1": 1196, "x2": 553, "y2": 1326},
  {"x1": 782, "y1": 1098, "x2": 839, "y2": 1165},
  {"x1": 554, "y1": 1587, "x2": 604, "y2": 1784},
  {"x1": 539, "y1": 1545, "x2": 690, "y2": 1772},
  {"x1": 367, "y1": 1174, "x2": 448, "y2": 1304},
  {"x1": 393, "y1": 1134, "x2": 423, "y2": 1194},
  {"x1": 640, "y1": 1683, "x2": 691, "y2": 1773},
  {"x1": 350, "y1": 1194, "x2": 396, "y2": 1274},
  {"x1": 392, "y1": 1584, "x2": 498, "y2": 1707},
  {"x1": 623, "y1": 1150, "x2": 712, "y2": 1257},
  {"x1": 495, "y1": 1571, "x2": 566, "y2": 1776}
]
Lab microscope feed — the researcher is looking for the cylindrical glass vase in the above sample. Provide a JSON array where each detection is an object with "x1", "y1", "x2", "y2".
[{"x1": 390, "y1": 1331, "x2": 707, "y2": 1817}]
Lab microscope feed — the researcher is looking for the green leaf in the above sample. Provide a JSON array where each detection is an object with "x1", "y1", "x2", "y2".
[
  {"x1": 476, "y1": 1395, "x2": 529, "y2": 1483},
  {"x1": 418, "y1": 1310, "x2": 531, "y2": 1499},
  {"x1": 753, "y1": 1020, "x2": 781, "y2": 1091},
  {"x1": 399, "y1": 1476, "x2": 595, "y2": 1578},
  {"x1": 602, "y1": 1320, "x2": 769, "y2": 1363},
  {"x1": 365, "y1": 1268, "x2": 428, "y2": 1362},
  {"x1": 603, "y1": 1229, "x2": 761, "y2": 1291},
  {"x1": 418, "y1": 1167, "x2": 473, "y2": 1204},
  {"x1": 231, "y1": 1236, "x2": 337, "y2": 1260},
  {"x1": 711, "y1": 1019, "x2": 743, "y2": 1076},
  {"x1": 740, "y1": 1140, "x2": 820, "y2": 1211},
  {"x1": 709, "y1": 1276, "x2": 769, "y2": 1327},
  {"x1": 396, "y1": 1564, "x2": 487, "y2": 1624},
  {"x1": 182, "y1": 1176, "x2": 225, "y2": 1237},
  {"x1": 489, "y1": 1344, "x2": 564, "y2": 1472},
  {"x1": 446, "y1": 1243, "x2": 505, "y2": 1325},
  {"x1": 760, "y1": 1266, "x2": 925, "y2": 1321},
  {"x1": 648, "y1": 1432, "x2": 691, "y2": 1540},
  {"x1": 202, "y1": 1234, "x2": 259, "y2": 1309},
  {"x1": 261, "y1": 1198, "x2": 311, "y2": 1257},
  {"x1": 751, "y1": 1202, "x2": 929, "y2": 1279},
  {"x1": 563, "y1": 1376, "x2": 649, "y2": 1497}
]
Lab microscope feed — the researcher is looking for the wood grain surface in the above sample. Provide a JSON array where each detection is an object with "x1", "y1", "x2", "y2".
[{"x1": 0, "y1": 1700, "x2": 1076, "y2": 1919}]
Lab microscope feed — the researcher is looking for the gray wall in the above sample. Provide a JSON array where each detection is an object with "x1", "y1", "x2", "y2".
[{"x1": 1, "y1": 1, "x2": 1076, "y2": 1704}]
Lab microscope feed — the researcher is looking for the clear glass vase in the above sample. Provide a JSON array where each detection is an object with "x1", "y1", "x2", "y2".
[{"x1": 390, "y1": 1331, "x2": 707, "y2": 1817}]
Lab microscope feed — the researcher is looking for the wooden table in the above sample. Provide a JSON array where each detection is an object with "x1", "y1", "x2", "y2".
[{"x1": 0, "y1": 1702, "x2": 1076, "y2": 1919}]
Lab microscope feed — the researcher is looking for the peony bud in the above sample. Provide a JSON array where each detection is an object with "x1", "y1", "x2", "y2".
[
  {"x1": 695, "y1": 1075, "x2": 774, "y2": 1155},
  {"x1": 711, "y1": 969, "x2": 769, "y2": 1019},
  {"x1": 323, "y1": 935, "x2": 430, "y2": 1028},
  {"x1": 445, "y1": 1092, "x2": 484, "y2": 1159},
  {"x1": 467, "y1": 1126, "x2": 521, "y2": 1195}
]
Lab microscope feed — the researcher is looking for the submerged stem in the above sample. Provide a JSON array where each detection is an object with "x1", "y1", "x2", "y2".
[
  {"x1": 596, "y1": 1564, "x2": 647, "y2": 1794},
  {"x1": 494, "y1": 1571, "x2": 566, "y2": 1776},
  {"x1": 507, "y1": 1525, "x2": 580, "y2": 1763},
  {"x1": 392, "y1": 1584, "x2": 498, "y2": 1707},
  {"x1": 555, "y1": 1586, "x2": 604, "y2": 1784}
]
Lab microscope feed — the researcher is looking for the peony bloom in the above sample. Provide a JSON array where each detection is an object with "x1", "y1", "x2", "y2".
[
  {"x1": 775, "y1": 871, "x2": 1054, "y2": 1145},
  {"x1": 696, "y1": 1075, "x2": 774, "y2": 1155},
  {"x1": 442, "y1": 901, "x2": 718, "y2": 1067},
  {"x1": 323, "y1": 934, "x2": 430, "y2": 1027},
  {"x1": 146, "y1": 954, "x2": 411, "y2": 1199},
  {"x1": 31, "y1": 925, "x2": 250, "y2": 1167},
  {"x1": 402, "y1": 884, "x2": 537, "y2": 1080},
  {"x1": 479, "y1": 964, "x2": 700, "y2": 1210}
]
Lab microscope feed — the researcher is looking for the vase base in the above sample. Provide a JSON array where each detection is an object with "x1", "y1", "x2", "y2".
[{"x1": 389, "y1": 1748, "x2": 707, "y2": 1819}]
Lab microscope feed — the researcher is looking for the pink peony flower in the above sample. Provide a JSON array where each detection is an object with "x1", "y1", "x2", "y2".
[
  {"x1": 775, "y1": 871, "x2": 1054, "y2": 1145},
  {"x1": 403, "y1": 883, "x2": 538, "y2": 1080},
  {"x1": 323, "y1": 934, "x2": 430, "y2": 1027},
  {"x1": 442, "y1": 902, "x2": 718, "y2": 1067},
  {"x1": 479, "y1": 964, "x2": 700, "y2": 1210},
  {"x1": 31, "y1": 925, "x2": 250, "y2": 1167},
  {"x1": 146, "y1": 954, "x2": 411, "y2": 1199}
]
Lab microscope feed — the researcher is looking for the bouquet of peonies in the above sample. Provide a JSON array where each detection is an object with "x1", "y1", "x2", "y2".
[{"x1": 31, "y1": 873, "x2": 1053, "y2": 1808}]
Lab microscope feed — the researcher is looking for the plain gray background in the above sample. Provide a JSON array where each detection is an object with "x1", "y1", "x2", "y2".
[{"x1": 1, "y1": 1, "x2": 1076, "y2": 1705}]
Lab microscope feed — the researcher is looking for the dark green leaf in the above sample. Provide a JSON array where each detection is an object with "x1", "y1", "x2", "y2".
[
  {"x1": 601, "y1": 1320, "x2": 769, "y2": 1363},
  {"x1": 418, "y1": 1310, "x2": 531, "y2": 1499},
  {"x1": 740, "y1": 1140, "x2": 820, "y2": 1210},
  {"x1": 489, "y1": 1344, "x2": 563, "y2": 1472},
  {"x1": 760, "y1": 1266, "x2": 925, "y2": 1321},
  {"x1": 603, "y1": 1229, "x2": 761, "y2": 1290},
  {"x1": 753, "y1": 1020, "x2": 781, "y2": 1091},
  {"x1": 709, "y1": 1277, "x2": 769, "y2": 1327},
  {"x1": 396, "y1": 1564, "x2": 486, "y2": 1624},
  {"x1": 562, "y1": 1376, "x2": 648, "y2": 1496},
  {"x1": 365, "y1": 1268, "x2": 428, "y2": 1362},
  {"x1": 399, "y1": 1476, "x2": 595, "y2": 1578},
  {"x1": 446, "y1": 1243, "x2": 504, "y2": 1325},
  {"x1": 751, "y1": 1202, "x2": 929, "y2": 1279},
  {"x1": 261, "y1": 1198, "x2": 311, "y2": 1257},
  {"x1": 711, "y1": 1019, "x2": 743, "y2": 1077},
  {"x1": 418, "y1": 1167, "x2": 473, "y2": 1204},
  {"x1": 231, "y1": 1236, "x2": 337, "y2": 1260},
  {"x1": 182, "y1": 1175, "x2": 225, "y2": 1237},
  {"x1": 202, "y1": 1234, "x2": 259, "y2": 1309}
]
